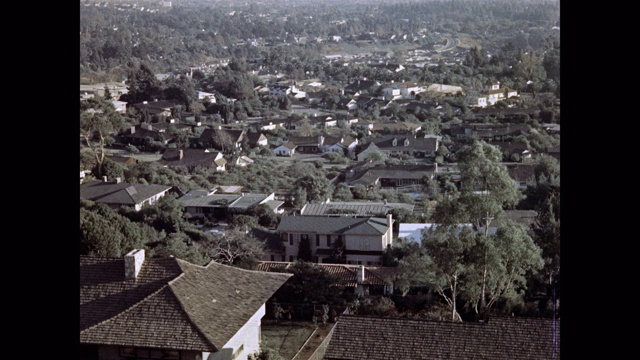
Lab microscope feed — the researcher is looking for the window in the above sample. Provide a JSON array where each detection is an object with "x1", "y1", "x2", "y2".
[
  {"x1": 316, "y1": 234, "x2": 320, "y2": 247},
  {"x1": 327, "y1": 235, "x2": 331, "y2": 247},
  {"x1": 289, "y1": 234, "x2": 293, "y2": 246},
  {"x1": 289, "y1": 255, "x2": 294, "y2": 262},
  {"x1": 270, "y1": 255, "x2": 275, "y2": 261}
]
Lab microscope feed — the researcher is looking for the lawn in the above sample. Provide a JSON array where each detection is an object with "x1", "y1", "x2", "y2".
[{"x1": 260, "y1": 321, "x2": 317, "y2": 360}]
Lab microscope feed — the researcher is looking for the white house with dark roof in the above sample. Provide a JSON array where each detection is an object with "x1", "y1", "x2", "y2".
[
  {"x1": 179, "y1": 192, "x2": 283, "y2": 219},
  {"x1": 273, "y1": 141, "x2": 297, "y2": 156},
  {"x1": 80, "y1": 249, "x2": 291, "y2": 360},
  {"x1": 275, "y1": 215, "x2": 394, "y2": 265}
]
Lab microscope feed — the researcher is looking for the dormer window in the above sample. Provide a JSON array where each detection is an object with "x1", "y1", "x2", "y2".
[
  {"x1": 404, "y1": 138, "x2": 410, "y2": 146},
  {"x1": 392, "y1": 138, "x2": 397, "y2": 146}
]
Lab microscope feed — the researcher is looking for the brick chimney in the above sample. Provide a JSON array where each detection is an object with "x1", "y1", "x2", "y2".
[
  {"x1": 124, "y1": 249, "x2": 145, "y2": 280},
  {"x1": 357, "y1": 265, "x2": 365, "y2": 284}
]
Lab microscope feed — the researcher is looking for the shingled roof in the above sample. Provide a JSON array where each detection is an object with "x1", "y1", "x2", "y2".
[
  {"x1": 276, "y1": 216, "x2": 390, "y2": 235},
  {"x1": 325, "y1": 315, "x2": 560, "y2": 360},
  {"x1": 80, "y1": 180, "x2": 172, "y2": 207},
  {"x1": 80, "y1": 253, "x2": 292, "y2": 352}
]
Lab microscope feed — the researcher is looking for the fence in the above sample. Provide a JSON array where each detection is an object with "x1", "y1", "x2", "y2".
[{"x1": 292, "y1": 322, "x2": 337, "y2": 360}]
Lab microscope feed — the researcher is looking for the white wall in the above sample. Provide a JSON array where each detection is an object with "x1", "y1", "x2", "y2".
[{"x1": 208, "y1": 304, "x2": 266, "y2": 360}]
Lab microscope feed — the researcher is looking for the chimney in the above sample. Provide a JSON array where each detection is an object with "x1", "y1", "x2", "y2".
[
  {"x1": 179, "y1": 149, "x2": 184, "y2": 159},
  {"x1": 357, "y1": 265, "x2": 365, "y2": 284},
  {"x1": 102, "y1": 176, "x2": 108, "y2": 182},
  {"x1": 116, "y1": 177, "x2": 122, "y2": 183},
  {"x1": 131, "y1": 126, "x2": 135, "y2": 134},
  {"x1": 124, "y1": 249, "x2": 145, "y2": 280},
  {"x1": 387, "y1": 213, "x2": 393, "y2": 229}
]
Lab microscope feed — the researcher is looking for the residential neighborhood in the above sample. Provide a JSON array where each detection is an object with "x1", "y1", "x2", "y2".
[{"x1": 81, "y1": 1, "x2": 560, "y2": 359}]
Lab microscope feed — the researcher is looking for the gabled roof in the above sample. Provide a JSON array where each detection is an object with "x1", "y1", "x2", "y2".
[
  {"x1": 158, "y1": 148, "x2": 219, "y2": 168},
  {"x1": 246, "y1": 131, "x2": 267, "y2": 145},
  {"x1": 324, "y1": 315, "x2": 560, "y2": 360},
  {"x1": 289, "y1": 135, "x2": 324, "y2": 146},
  {"x1": 347, "y1": 164, "x2": 437, "y2": 186},
  {"x1": 371, "y1": 121, "x2": 422, "y2": 133},
  {"x1": 80, "y1": 255, "x2": 291, "y2": 352},
  {"x1": 370, "y1": 135, "x2": 438, "y2": 153},
  {"x1": 276, "y1": 216, "x2": 390, "y2": 236},
  {"x1": 80, "y1": 180, "x2": 172, "y2": 207}
]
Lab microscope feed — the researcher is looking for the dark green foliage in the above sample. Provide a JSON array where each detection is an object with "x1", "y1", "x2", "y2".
[
  {"x1": 272, "y1": 261, "x2": 353, "y2": 307},
  {"x1": 80, "y1": 200, "x2": 160, "y2": 257}
]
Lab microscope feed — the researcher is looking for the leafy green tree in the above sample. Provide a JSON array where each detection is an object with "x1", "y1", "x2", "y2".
[
  {"x1": 396, "y1": 225, "x2": 477, "y2": 321},
  {"x1": 465, "y1": 220, "x2": 544, "y2": 315},
  {"x1": 293, "y1": 174, "x2": 332, "y2": 204},
  {"x1": 272, "y1": 261, "x2": 352, "y2": 306},
  {"x1": 80, "y1": 98, "x2": 124, "y2": 177},
  {"x1": 122, "y1": 63, "x2": 162, "y2": 104},
  {"x1": 332, "y1": 183, "x2": 354, "y2": 201},
  {"x1": 150, "y1": 232, "x2": 208, "y2": 265}
]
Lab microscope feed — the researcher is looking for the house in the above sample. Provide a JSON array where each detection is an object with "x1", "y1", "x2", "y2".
[
  {"x1": 370, "y1": 121, "x2": 422, "y2": 135},
  {"x1": 235, "y1": 155, "x2": 255, "y2": 167},
  {"x1": 197, "y1": 90, "x2": 216, "y2": 103},
  {"x1": 345, "y1": 163, "x2": 437, "y2": 189},
  {"x1": 505, "y1": 162, "x2": 537, "y2": 190},
  {"x1": 118, "y1": 123, "x2": 174, "y2": 146},
  {"x1": 80, "y1": 249, "x2": 292, "y2": 360},
  {"x1": 199, "y1": 127, "x2": 246, "y2": 153},
  {"x1": 289, "y1": 135, "x2": 325, "y2": 153},
  {"x1": 488, "y1": 141, "x2": 532, "y2": 161},
  {"x1": 129, "y1": 99, "x2": 182, "y2": 117},
  {"x1": 448, "y1": 123, "x2": 529, "y2": 141},
  {"x1": 245, "y1": 132, "x2": 268, "y2": 148},
  {"x1": 268, "y1": 83, "x2": 299, "y2": 96},
  {"x1": 275, "y1": 215, "x2": 394, "y2": 265},
  {"x1": 179, "y1": 192, "x2": 283, "y2": 219},
  {"x1": 258, "y1": 261, "x2": 397, "y2": 296},
  {"x1": 343, "y1": 80, "x2": 381, "y2": 96},
  {"x1": 357, "y1": 134, "x2": 439, "y2": 159},
  {"x1": 80, "y1": 177, "x2": 172, "y2": 211},
  {"x1": 426, "y1": 83, "x2": 465, "y2": 97},
  {"x1": 480, "y1": 81, "x2": 519, "y2": 107},
  {"x1": 158, "y1": 148, "x2": 226, "y2": 172},
  {"x1": 300, "y1": 200, "x2": 414, "y2": 217},
  {"x1": 273, "y1": 141, "x2": 297, "y2": 156},
  {"x1": 324, "y1": 315, "x2": 560, "y2": 360},
  {"x1": 323, "y1": 136, "x2": 358, "y2": 156},
  {"x1": 381, "y1": 81, "x2": 425, "y2": 100},
  {"x1": 259, "y1": 118, "x2": 287, "y2": 131}
]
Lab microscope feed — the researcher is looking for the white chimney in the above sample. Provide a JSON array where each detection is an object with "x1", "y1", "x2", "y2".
[
  {"x1": 131, "y1": 126, "x2": 135, "y2": 134},
  {"x1": 179, "y1": 149, "x2": 184, "y2": 159},
  {"x1": 357, "y1": 265, "x2": 365, "y2": 284},
  {"x1": 102, "y1": 176, "x2": 108, "y2": 182},
  {"x1": 116, "y1": 177, "x2": 122, "y2": 183},
  {"x1": 124, "y1": 249, "x2": 145, "y2": 280},
  {"x1": 387, "y1": 213, "x2": 393, "y2": 229}
]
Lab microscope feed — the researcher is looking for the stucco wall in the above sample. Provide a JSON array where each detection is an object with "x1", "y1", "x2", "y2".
[{"x1": 208, "y1": 304, "x2": 265, "y2": 360}]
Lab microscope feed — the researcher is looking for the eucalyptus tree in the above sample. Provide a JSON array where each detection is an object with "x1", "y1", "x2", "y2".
[{"x1": 80, "y1": 97, "x2": 124, "y2": 177}]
